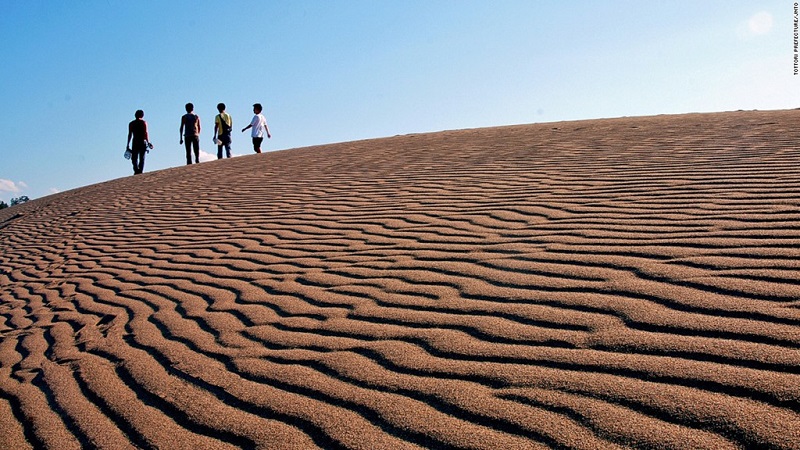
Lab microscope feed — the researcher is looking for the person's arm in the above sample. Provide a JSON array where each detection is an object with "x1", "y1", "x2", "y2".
[
  {"x1": 243, "y1": 115, "x2": 256, "y2": 133},
  {"x1": 127, "y1": 123, "x2": 133, "y2": 149},
  {"x1": 179, "y1": 117, "x2": 185, "y2": 144},
  {"x1": 144, "y1": 121, "x2": 150, "y2": 143},
  {"x1": 214, "y1": 118, "x2": 219, "y2": 140},
  {"x1": 197, "y1": 117, "x2": 201, "y2": 135},
  {"x1": 265, "y1": 121, "x2": 271, "y2": 139}
]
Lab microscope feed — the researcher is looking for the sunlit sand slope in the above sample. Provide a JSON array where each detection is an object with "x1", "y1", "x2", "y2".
[{"x1": 2, "y1": 110, "x2": 800, "y2": 449}]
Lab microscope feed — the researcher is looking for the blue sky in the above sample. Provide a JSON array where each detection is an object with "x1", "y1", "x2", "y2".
[{"x1": 0, "y1": 1, "x2": 797, "y2": 203}]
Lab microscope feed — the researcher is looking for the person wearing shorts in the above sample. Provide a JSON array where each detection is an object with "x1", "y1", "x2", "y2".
[{"x1": 241, "y1": 103, "x2": 271, "y2": 153}]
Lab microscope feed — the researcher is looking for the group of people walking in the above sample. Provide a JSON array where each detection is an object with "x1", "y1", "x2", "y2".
[{"x1": 126, "y1": 102, "x2": 271, "y2": 175}]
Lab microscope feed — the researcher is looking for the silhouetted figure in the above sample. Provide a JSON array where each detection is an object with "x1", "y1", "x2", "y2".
[
  {"x1": 127, "y1": 110, "x2": 152, "y2": 175},
  {"x1": 180, "y1": 102, "x2": 201, "y2": 164},
  {"x1": 242, "y1": 103, "x2": 271, "y2": 153},
  {"x1": 214, "y1": 103, "x2": 233, "y2": 159}
]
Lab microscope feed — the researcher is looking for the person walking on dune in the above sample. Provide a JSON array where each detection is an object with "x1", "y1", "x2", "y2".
[
  {"x1": 241, "y1": 103, "x2": 271, "y2": 154},
  {"x1": 214, "y1": 103, "x2": 233, "y2": 159},
  {"x1": 180, "y1": 102, "x2": 201, "y2": 164},
  {"x1": 126, "y1": 109, "x2": 152, "y2": 175}
]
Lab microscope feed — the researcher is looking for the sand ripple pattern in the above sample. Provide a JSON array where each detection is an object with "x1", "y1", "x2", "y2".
[{"x1": 2, "y1": 111, "x2": 800, "y2": 449}]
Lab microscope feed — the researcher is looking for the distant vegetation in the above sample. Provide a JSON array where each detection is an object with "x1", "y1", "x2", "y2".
[{"x1": 0, "y1": 196, "x2": 30, "y2": 209}]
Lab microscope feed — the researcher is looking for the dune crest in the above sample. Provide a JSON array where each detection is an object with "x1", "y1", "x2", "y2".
[{"x1": 2, "y1": 110, "x2": 800, "y2": 449}]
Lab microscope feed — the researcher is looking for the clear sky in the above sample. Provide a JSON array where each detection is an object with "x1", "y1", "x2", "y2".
[{"x1": 1, "y1": 1, "x2": 797, "y2": 203}]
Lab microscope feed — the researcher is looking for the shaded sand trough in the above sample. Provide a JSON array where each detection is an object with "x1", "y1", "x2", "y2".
[{"x1": 2, "y1": 110, "x2": 800, "y2": 449}]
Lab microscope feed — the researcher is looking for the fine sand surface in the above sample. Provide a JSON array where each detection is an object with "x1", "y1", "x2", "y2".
[{"x1": 2, "y1": 110, "x2": 800, "y2": 449}]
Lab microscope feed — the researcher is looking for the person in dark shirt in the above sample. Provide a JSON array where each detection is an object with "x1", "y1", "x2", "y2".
[
  {"x1": 180, "y1": 102, "x2": 201, "y2": 165},
  {"x1": 126, "y1": 110, "x2": 151, "y2": 175}
]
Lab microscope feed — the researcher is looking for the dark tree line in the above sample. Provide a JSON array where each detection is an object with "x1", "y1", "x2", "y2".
[{"x1": 0, "y1": 196, "x2": 29, "y2": 209}]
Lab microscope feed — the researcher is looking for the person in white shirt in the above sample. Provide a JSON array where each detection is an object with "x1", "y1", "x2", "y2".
[{"x1": 241, "y1": 103, "x2": 271, "y2": 154}]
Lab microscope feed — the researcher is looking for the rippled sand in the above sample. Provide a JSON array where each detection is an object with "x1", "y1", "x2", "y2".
[{"x1": 1, "y1": 110, "x2": 799, "y2": 449}]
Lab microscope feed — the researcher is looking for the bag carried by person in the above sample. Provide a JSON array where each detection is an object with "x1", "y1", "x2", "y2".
[
  {"x1": 218, "y1": 114, "x2": 232, "y2": 135},
  {"x1": 217, "y1": 114, "x2": 232, "y2": 145}
]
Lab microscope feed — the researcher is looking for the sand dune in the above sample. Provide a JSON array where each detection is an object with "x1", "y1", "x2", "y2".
[{"x1": 1, "y1": 110, "x2": 800, "y2": 449}]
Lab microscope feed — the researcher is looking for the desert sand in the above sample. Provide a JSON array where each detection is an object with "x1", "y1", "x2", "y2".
[{"x1": 1, "y1": 110, "x2": 799, "y2": 449}]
